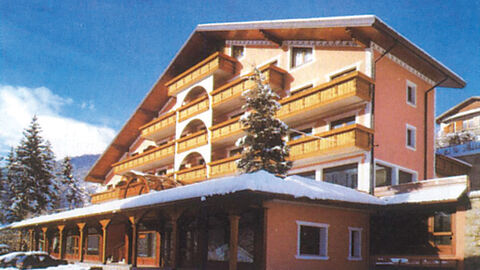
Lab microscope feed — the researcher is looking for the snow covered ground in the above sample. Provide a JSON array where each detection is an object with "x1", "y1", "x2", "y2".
[{"x1": 0, "y1": 264, "x2": 89, "y2": 269}]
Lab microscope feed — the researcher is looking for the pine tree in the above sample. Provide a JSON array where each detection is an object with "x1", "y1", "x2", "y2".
[
  {"x1": 236, "y1": 69, "x2": 292, "y2": 175},
  {"x1": 5, "y1": 147, "x2": 29, "y2": 223},
  {"x1": 8, "y1": 116, "x2": 59, "y2": 221},
  {"x1": 58, "y1": 156, "x2": 85, "y2": 209}
]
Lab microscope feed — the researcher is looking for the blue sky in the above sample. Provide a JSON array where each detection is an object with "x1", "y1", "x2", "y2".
[{"x1": 0, "y1": 0, "x2": 478, "y2": 157}]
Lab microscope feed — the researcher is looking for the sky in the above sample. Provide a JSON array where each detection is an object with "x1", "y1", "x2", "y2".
[{"x1": 0, "y1": 0, "x2": 479, "y2": 159}]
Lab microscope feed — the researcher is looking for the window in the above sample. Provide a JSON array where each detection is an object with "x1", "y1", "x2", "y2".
[
  {"x1": 375, "y1": 164, "x2": 392, "y2": 187},
  {"x1": 330, "y1": 116, "x2": 356, "y2": 130},
  {"x1": 66, "y1": 235, "x2": 79, "y2": 255},
  {"x1": 296, "y1": 221, "x2": 328, "y2": 260},
  {"x1": 297, "y1": 170, "x2": 316, "y2": 180},
  {"x1": 406, "y1": 125, "x2": 416, "y2": 150},
  {"x1": 398, "y1": 170, "x2": 414, "y2": 184},
  {"x1": 156, "y1": 169, "x2": 167, "y2": 176},
  {"x1": 406, "y1": 81, "x2": 417, "y2": 107},
  {"x1": 429, "y1": 212, "x2": 453, "y2": 247},
  {"x1": 348, "y1": 227, "x2": 362, "y2": 260},
  {"x1": 289, "y1": 128, "x2": 312, "y2": 141},
  {"x1": 291, "y1": 47, "x2": 313, "y2": 68},
  {"x1": 87, "y1": 235, "x2": 100, "y2": 255},
  {"x1": 138, "y1": 232, "x2": 157, "y2": 258},
  {"x1": 229, "y1": 148, "x2": 242, "y2": 156},
  {"x1": 323, "y1": 163, "x2": 358, "y2": 189},
  {"x1": 231, "y1": 46, "x2": 244, "y2": 59}
]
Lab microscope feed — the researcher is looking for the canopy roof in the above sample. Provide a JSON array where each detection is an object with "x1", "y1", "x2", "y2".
[
  {"x1": 86, "y1": 15, "x2": 466, "y2": 184},
  {"x1": 4, "y1": 171, "x2": 469, "y2": 229}
]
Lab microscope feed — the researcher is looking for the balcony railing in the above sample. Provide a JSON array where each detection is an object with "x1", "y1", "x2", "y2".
[
  {"x1": 166, "y1": 52, "x2": 237, "y2": 96},
  {"x1": 210, "y1": 63, "x2": 287, "y2": 109},
  {"x1": 277, "y1": 71, "x2": 372, "y2": 123},
  {"x1": 176, "y1": 165, "x2": 207, "y2": 184},
  {"x1": 112, "y1": 142, "x2": 175, "y2": 174},
  {"x1": 288, "y1": 124, "x2": 372, "y2": 160},
  {"x1": 139, "y1": 111, "x2": 176, "y2": 141},
  {"x1": 90, "y1": 188, "x2": 122, "y2": 204},
  {"x1": 177, "y1": 130, "x2": 208, "y2": 153},
  {"x1": 209, "y1": 155, "x2": 240, "y2": 178},
  {"x1": 178, "y1": 95, "x2": 209, "y2": 122},
  {"x1": 372, "y1": 255, "x2": 458, "y2": 268},
  {"x1": 210, "y1": 116, "x2": 244, "y2": 144}
]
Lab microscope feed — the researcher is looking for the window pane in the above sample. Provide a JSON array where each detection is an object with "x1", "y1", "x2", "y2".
[
  {"x1": 87, "y1": 235, "x2": 100, "y2": 255},
  {"x1": 297, "y1": 170, "x2": 316, "y2": 180},
  {"x1": 398, "y1": 170, "x2": 413, "y2": 184},
  {"x1": 375, "y1": 164, "x2": 392, "y2": 187},
  {"x1": 434, "y1": 235, "x2": 452, "y2": 245},
  {"x1": 330, "y1": 116, "x2": 356, "y2": 129},
  {"x1": 66, "y1": 236, "x2": 78, "y2": 255},
  {"x1": 323, "y1": 163, "x2": 358, "y2": 189},
  {"x1": 300, "y1": 226, "x2": 320, "y2": 255},
  {"x1": 138, "y1": 232, "x2": 156, "y2": 258},
  {"x1": 434, "y1": 212, "x2": 451, "y2": 232},
  {"x1": 350, "y1": 230, "x2": 361, "y2": 258}
]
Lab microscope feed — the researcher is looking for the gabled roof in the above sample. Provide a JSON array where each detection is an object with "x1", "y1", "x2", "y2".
[
  {"x1": 86, "y1": 15, "x2": 466, "y2": 183},
  {"x1": 436, "y1": 96, "x2": 480, "y2": 124}
]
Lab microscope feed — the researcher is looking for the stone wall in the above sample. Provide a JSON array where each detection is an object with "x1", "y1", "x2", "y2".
[{"x1": 464, "y1": 194, "x2": 480, "y2": 270}]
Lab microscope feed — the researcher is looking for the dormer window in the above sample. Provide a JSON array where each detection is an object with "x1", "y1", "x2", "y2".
[
  {"x1": 291, "y1": 47, "x2": 313, "y2": 68},
  {"x1": 231, "y1": 45, "x2": 244, "y2": 59}
]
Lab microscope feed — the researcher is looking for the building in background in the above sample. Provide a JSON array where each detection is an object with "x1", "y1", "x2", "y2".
[{"x1": 3, "y1": 16, "x2": 471, "y2": 270}]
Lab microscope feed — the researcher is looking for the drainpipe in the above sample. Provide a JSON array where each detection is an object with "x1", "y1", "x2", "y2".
[
  {"x1": 369, "y1": 43, "x2": 397, "y2": 195},
  {"x1": 424, "y1": 77, "x2": 447, "y2": 180}
]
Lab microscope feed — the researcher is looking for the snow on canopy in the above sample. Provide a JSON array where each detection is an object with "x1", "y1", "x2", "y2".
[{"x1": 2, "y1": 171, "x2": 468, "y2": 229}]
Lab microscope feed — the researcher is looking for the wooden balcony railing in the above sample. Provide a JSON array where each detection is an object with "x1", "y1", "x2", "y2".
[
  {"x1": 166, "y1": 52, "x2": 237, "y2": 96},
  {"x1": 211, "y1": 63, "x2": 287, "y2": 108},
  {"x1": 112, "y1": 142, "x2": 175, "y2": 174},
  {"x1": 288, "y1": 124, "x2": 372, "y2": 160},
  {"x1": 178, "y1": 96, "x2": 209, "y2": 122},
  {"x1": 209, "y1": 155, "x2": 240, "y2": 178},
  {"x1": 177, "y1": 130, "x2": 208, "y2": 153},
  {"x1": 210, "y1": 116, "x2": 244, "y2": 143},
  {"x1": 139, "y1": 111, "x2": 176, "y2": 141},
  {"x1": 91, "y1": 188, "x2": 122, "y2": 204},
  {"x1": 176, "y1": 165, "x2": 207, "y2": 184},
  {"x1": 277, "y1": 71, "x2": 372, "y2": 121}
]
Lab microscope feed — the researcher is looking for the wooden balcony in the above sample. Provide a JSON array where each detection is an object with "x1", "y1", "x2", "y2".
[
  {"x1": 209, "y1": 155, "x2": 240, "y2": 178},
  {"x1": 90, "y1": 188, "x2": 122, "y2": 204},
  {"x1": 177, "y1": 130, "x2": 208, "y2": 153},
  {"x1": 211, "y1": 64, "x2": 287, "y2": 113},
  {"x1": 176, "y1": 165, "x2": 207, "y2": 184},
  {"x1": 112, "y1": 142, "x2": 175, "y2": 174},
  {"x1": 139, "y1": 111, "x2": 176, "y2": 141},
  {"x1": 210, "y1": 116, "x2": 244, "y2": 146},
  {"x1": 277, "y1": 71, "x2": 372, "y2": 124},
  {"x1": 166, "y1": 52, "x2": 237, "y2": 96},
  {"x1": 178, "y1": 95, "x2": 209, "y2": 122},
  {"x1": 288, "y1": 124, "x2": 372, "y2": 162}
]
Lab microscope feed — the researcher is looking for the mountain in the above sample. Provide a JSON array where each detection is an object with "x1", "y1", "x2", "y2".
[{"x1": 70, "y1": 154, "x2": 100, "y2": 181}]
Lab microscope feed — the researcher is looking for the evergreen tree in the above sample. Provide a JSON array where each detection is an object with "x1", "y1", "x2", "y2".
[
  {"x1": 4, "y1": 147, "x2": 28, "y2": 223},
  {"x1": 58, "y1": 156, "x2": 85, "y2": 209},
  {"x1": 236, "y1": 69, "x2": 292, "y2": 175},
  {"x1": 8, "y1": 116, "x2": 59, "y2": 221}
]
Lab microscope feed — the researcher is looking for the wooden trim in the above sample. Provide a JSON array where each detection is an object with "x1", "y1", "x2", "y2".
[
  {"x1": 100, "y1": 219, "x2": 111, "y2": 264},
  {"x1": 57, "y1": 225, "x2": 65, "y2": 259},
  {"x1": 229, "y1": 214, "x2": 240, "y2": 270},
  {"x1": 77, "y1": 223, "x2": 86, "y2": 262},
  {"x1": 210, "y1": 116, "x2": 242, "y2": 130},
  {"x1": 177, "y1": 95, "x2": 209, "y2": 112},
  {"x1": 288, "y1": 124, "x2": 373, "y2": 146},
  {"x1": 177, "y1": 130, "x2": 207, "y2": 143},
  {"x1": 112, "y1": 141, "x2": 175, "y2": 167},
  {"x1": 208, "y1": 155, "x2": 242, "y2": 166},
  {"x1": 139, "y1": 110, "x2": 176, "y2": 130},
  {"x1": 176, "y1": 164, "x2": 206, "y2": 175}
]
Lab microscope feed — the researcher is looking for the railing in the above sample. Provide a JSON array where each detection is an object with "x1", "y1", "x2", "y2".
[
  {"x1": 209, "y1": 155, "x2": 241, "y2": 178},
  {"x1": 112, "y1": 142, "x2": 175, "y2": 174},
  {"x1": 210, "y1": 116, "x2": 244, "y2": 142},
  {"x1": 436, "y1": 140, "x2": 480, "y2": 157},
  {"x1": 177, "y1": 130, "x2": 208, "y2": 153},
  {"x1": 178, "y1": 96, "x2": 209, "y2": 122},
  {"x1": 372, "y1": 255, "x2": 458, "y2": 268},
  {"x1": 210, "y1": 63, "x2": 287, "y2": 107},
  {"x1": 176, "y1": 165, "x2": 207, "y2": 184},
  {"x1": 139, "y1": 111, "x2": 176, "y2": 139},
  {"x1": 90, "y1": 188, "x2": 122, "y2": 204},
  {"x1": 277, "y1": 71, "x2": 372, "y2": 120},
  {"x1": 288, "y1": 124, "x2": 372, "y2": 160},
  {"x1": 166, "y1": 52, "x2": 237, "y2": 96}
]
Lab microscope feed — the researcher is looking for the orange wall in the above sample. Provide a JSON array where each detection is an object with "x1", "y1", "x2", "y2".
[
  {"x1": 264, "y1": 201, "x2": 370, "y2": 270},
  {"x1": 374, "y1": 51, "x2": 435, "y2": 180}
]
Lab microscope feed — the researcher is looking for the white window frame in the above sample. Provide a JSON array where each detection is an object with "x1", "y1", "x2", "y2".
[
  {"x1": 374, "y1": 159, "x2": 418, "y2": 185},
  {"x1": 406, "y1": 80, "x2": 417, "y2": 108},
  {"x1": 296, "y1": 221, "x2": 329, "y2": 260},
  {"x1": 230, "y1": 45, "x2": 245, "y2": 60},
  {"x1": 288, "y1": 45, "x2": 315, "y2": 71},
  {"x1": 348, "y1": 227, "x2": 363, "y2": 261},
  {"x1": 406, "y1": 124, "x2": 416, "y2": 151}
]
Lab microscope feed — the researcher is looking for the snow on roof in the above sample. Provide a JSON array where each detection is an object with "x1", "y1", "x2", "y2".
[
  {"x1": 8, "y1": 171, "x2": 382, "y2": 229},
  {"x1": 379, "y1": 177, "x2": 467, "y2": 205},
  {"x1": 5, "y1": 172, "x2": 469, "y2": 229}
]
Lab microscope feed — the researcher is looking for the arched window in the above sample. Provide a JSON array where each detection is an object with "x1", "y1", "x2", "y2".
[
  {"x1": 179, "y1": 152, "x2": 205, "y2": 170},
  {"x1": 180, "y1": 119, "x2": 207, "y2": 138},
  {"x1": 183, "y1": 86, "x2": 207, "y2": 105}
]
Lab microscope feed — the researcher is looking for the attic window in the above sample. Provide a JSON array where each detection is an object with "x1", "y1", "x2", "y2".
[
  {"x1": 232, "y1": 46, "x2": 244, "y2": 59},
  {"x1": 291, "y1": 47, "x2": 313, "y2": 68}
]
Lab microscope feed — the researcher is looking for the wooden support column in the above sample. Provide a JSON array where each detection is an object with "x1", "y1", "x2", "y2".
[
  {"x1": 41, "y1": 227, "x2": 48, "y2": 253},
  {"x1": 28, "y1": 229, "x2": 34, "y2": 251},
  {"x1": 168, "y1": 211, "x2": 182, "y2": 269},
  {"x1": 124, "y1": 223, "x2": 132, "y2": 265},
  {"x1": 229, "y1": 214, "x2": 240, "y2": 270},
  {"x1": 77, "y1": 223, "x2": 86, "y2": 262},
  {"x1": 57, "y1": 225, "x2": 65, "y2": 259},
  {"x1": 18, "y1": 230, "x2": 23, "y2": 251},
  {"x1": 128, "y1": 216, "x2": 138, "y2": 267},
  {"x1": 100, "y1": 219, "x2": 111, "y2": 264}
]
